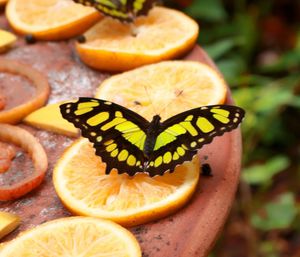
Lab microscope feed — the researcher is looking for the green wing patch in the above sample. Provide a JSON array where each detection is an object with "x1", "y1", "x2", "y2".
[
  {"x1": 145, "y1": 105, "x2": 244, "y2": 176},
  {"x1": 61, "y1": 98, "x2": 245, "y2": 177},
  {"x1": 60, "y1": 97, "x2": 149, "y2": 176},
  {"x1": 72, "y1": 0, "x2": 156, "y2": 22}
]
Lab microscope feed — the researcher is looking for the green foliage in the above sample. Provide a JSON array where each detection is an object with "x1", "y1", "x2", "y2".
[
  {"x1": 185, "y1": 0, "x2": 227, "y2": 22},
  {"x1": 259, "y1": 241, "x2": 281, "y2": 257},
  {"x1": 242, "y1": 155, "x2": 290, "y2": 185},
  {"x1": 180, "y1": 0, "x2": 300, "y2": 255},
  {"x1": 251, "y1": 193, "x2": 298, "y2": 230}
]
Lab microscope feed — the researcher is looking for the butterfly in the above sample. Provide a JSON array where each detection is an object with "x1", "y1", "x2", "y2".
[
  {"x1": 60, "y1": 97, "x2": 245, "y2": 177},
  {"x1": 73, "y1": 0, "x2": 157, "y2": 22}
]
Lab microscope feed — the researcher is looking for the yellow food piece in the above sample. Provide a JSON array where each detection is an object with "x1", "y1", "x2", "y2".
[
  {"x1": 53, "y1": 138, "x2": 200, "y2": 227},
  {"x1": 96, "y1": 61, "x2": 227, "y2": 121},
  {"x1": 0, "y1": 30, "x2": 16, "y2": 53},
  {"x1": 6, "y1": 0, "x2": 102, "y2": 40},
  {"x1": 76, "y1": 7, "x2": 199, "y2": 71},
  {"x1": 23, "y1": 102, "x2": 78, "y2": 137},
  {"x1": 0, "y1": 211, "x2": 20, "y2": 240},
  {"x1": 0, "y1": 217, "x2": 141, "y2": 257}
]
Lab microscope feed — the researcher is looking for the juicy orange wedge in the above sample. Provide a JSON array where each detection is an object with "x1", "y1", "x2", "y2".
[
  {"x1": 6, "y1": 0, "x2": 102, "y2": 40},
  {"x1": 95, "y1": 61, "x2": 227, "y2": 121},
  {"x1": 76, "y1": 7, "x2": 199, "y2": 71},
  {"x1": 54, "y1": 138, "x2": 200, "y2": 227},
  {"x1": 53, "y1": 61, "x2": 227, "y2": 226},
  {"x1": 0, "y1": 0, "x2": 8, "y2": 6},
  {"x1": 0, "y1": 217, "x2": 141, "y2": 257}
]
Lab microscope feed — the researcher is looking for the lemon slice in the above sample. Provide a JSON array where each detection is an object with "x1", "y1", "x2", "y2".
[
  {"x1": 0, "y1": 30, "x2": 16, "y2": 53},
  {"x1": 0, "y1": 212, "x2": 20, "y2": 240},
  {"x1": 23, "y1": 102, "x2": 78, "y2": 137}
]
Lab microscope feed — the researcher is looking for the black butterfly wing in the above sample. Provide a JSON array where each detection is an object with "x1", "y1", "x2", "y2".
[
  {"x1": 73, "y1": 0, "x2": 132, "y2": 21},
  {"x1": 127, "y1": 0, "x2": 157, "y2": 17},
  {"x1": 73, "y1": 0, "x2": 156, "y2": 22},
  {"x1": 60, "y1": 97, "x2": 150, "y2": 176},
  {"x1": 145, "y1": 105, "x2": 245, "y2": 176}
]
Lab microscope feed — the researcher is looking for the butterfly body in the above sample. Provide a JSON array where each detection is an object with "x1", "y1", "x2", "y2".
[
  {"x1": 60, "y1": 97, "x2": 245, "y2": 177},
  {"x1": 144, "y1": 115, "x2": 161, "y2": 158}
]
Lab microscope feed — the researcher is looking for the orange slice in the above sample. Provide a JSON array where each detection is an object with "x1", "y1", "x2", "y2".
[
  {"x1": 23, "y1": 101, "x2": 79, "y2": 137},
  {"x1": 95, "y1": 61, "x2": 227, "y2": 121},
  {"x1": 76, "y1": 7, "x2": 199, "y2": 71},
  {"x1": 54, "y1": 60, "x2": 227, "y2": 226},
  {"x1": 0, "y1": 59, "x2": 50, "y2": 124},
  {"x1": 6, "y1": 0, "x2": 102, "y2": 40},
  {"x1": 0, "y1": 0, "x2": 7, "y2": 6},
  {"x1": 53, "y1": 138, "x2": 200, "y2": 227},
  {"x1": 0, "y1": 217, "x2": 141, "y2": 257}
]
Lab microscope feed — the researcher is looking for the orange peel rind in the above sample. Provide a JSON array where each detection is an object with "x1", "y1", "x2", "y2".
[
  {"x1": 0, "y1": 0, "x2": 7, "y2": 6},
  {"x1": 0, "y1": 58, "x2": 50, "y2": 124},
  {"x1": 0, "y1": 124, "x2": 48, "y2": 201}
]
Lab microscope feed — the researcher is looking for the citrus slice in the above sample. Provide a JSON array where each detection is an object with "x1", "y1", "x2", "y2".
[
  {"x1": 54, "y1": 138, "x2": 200, "y2": 226},
  {"x1": 0, "y1": 30, "x2": 16, "y2": 53},
  {"x1": 54, "y1": 61, "x2": 226, "y2": 226},
  {"x1": 0, "y1": 0, "x2": 7, "y2": 6},
  {"x1": 95, "y1": 61, "x2": 227, "y2": 121},
  {"x1": 0, "y1": 59, "x2": 50, "y2": 124},
  {"x1": 23, "y1": 101, "x2": 79, "y2": 137},
  {"x1": 0, "y1": 124, "x2": 48, "y2": 201},
  {"x1": 6, "y1": 0, "x2": 102, "y2": 40},
  {"x1": 0, "y1": 212, "x2": 20, "y2": 240},
  {"x1": 76, "y1": 7, "x2": 199, "y2": 71},
  {"x1": 0, "y1": 217, "x2": 141, "y2": 257}
]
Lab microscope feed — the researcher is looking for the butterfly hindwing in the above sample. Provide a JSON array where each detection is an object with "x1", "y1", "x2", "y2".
[
  {"x1": 61, "y1": 98, "x2": 245, "y2": 177},
  {"x1": 73, "y1": 0, "x2": 156, "y2": 22},
  {"x1": 145, "y1": 105, "x2": 245, "y2": 176},
  {"x1": 60, "y1": 97, "x2": 149, "y2": 175}
]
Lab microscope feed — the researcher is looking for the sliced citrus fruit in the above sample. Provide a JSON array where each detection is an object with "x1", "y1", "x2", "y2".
[
  {"x1": 6, "y1": 0, "x2": 102, "y2": 40},
  {"x1": 76, "y1": 7, "x2": 199, "y2": 71},
  {"x1": 23, "y1": 101, "x2": 79, "y2": 137},
  {"x1": 54, "y1": 138, "x2": 200, "y2": 227},
  {"x1": 54, "y1": 60, "x2": 226, "y2": 226},
  {"x1": 95, "y1": 61, "x2": 227, "y2": 121},
  {"x1": 0, "y1": 217, "x2": 141, "y2": 257},
  {"x1": 0, "y1": 0, "x2": 7, "y2": 6},
  {"x1": 0, "y1": 124, "x2": 48, "y2": 201},
  {"x1": 0, "y1": 212, "x2": 20, "y2": 240},
  {"x1": 0, "y1": 59, "x2": 50, "y2": 124},
  {"x1": 0, "y1": 30, "x2": 16, "y2": 53}
]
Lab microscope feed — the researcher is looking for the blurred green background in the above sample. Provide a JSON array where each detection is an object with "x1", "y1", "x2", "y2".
[{"x1": 167, "y1": 0, "x2": 300, "y2": 256}]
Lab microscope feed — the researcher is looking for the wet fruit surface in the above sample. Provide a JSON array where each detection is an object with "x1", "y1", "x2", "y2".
[{"x1": 0, "y1": 14, "x2": 241, "y2": 257}]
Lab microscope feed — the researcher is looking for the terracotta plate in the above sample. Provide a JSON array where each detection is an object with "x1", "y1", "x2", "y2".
[{"x1": 0, "y1": 14, "x2": 242, "y2": 257}]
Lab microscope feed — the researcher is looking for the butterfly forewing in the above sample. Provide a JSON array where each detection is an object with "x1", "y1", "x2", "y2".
[
  {"x1": 61, "y1": 98, "x2": 245, "y2": 177},
  {"x1": 60, "y1": 97, "x2": 149, "y2": 175},
  {"x1": 72, "y1": 0, "x2": 156, "y2": 22},
  {"x1": 145, "y1": 105, "x2": 245, "y2": 176}
]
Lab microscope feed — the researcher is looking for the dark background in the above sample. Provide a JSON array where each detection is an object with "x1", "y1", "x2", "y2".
[{"x1": 167, "y1": 0, "x2": 300, "y2": 256}]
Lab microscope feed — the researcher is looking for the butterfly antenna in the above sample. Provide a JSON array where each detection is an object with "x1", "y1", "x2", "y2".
[
  {"x1": 143, "y1": 85, "x2": 158, "y2": 116},
  {"x1": 158, "y1": 88, "x2": 185, "y2": 118}
]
